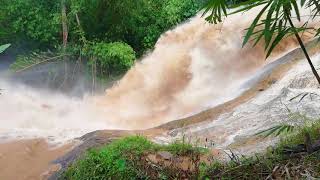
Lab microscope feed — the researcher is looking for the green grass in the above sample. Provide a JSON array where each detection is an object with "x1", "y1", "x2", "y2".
[
  {"x1": 62, "y1": 136, "x2": 207, "y2": 180},
  {"x1": 63, "y1": 136, "x2": 155, "y2": 180},
  {"x1": 62, "y1": 121, "x2": 320, "y2": 180},
  {"x1": 164, "y1": 140, "x2": 208, "y2": 156},
  {"x1": 278, "y1": 120, "x2": 320, "y2": 148},
  {"x1": 200, "y1": 120, "x2": 320, "y2": 179}
]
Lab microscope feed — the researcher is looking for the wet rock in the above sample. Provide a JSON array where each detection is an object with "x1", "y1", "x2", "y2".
[
  {"x1": 289, "y1": 72, "x2": 318, "y2": 89},
  {"x1": 168, "y1": 129, "x2": 179, "y2": 137},
  {"x1": 146, "y1": 154, "x2": 158, "y2": 164},
  {"x1": 157, "y1": 151, "x2": 173, "y2": 160},
  {"x1": 153, "y1": 50, "x2": 320, "y2": 157},
  {"x1": 41, "y1": 164, "x2": 61, "y2": 180}
]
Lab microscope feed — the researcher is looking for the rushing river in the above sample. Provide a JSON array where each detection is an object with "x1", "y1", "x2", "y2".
[{"x1": 0, "y1": 8, "x2": 318, "y2": 143}]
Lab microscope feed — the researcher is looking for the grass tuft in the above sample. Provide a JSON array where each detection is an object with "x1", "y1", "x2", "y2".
[{"x1": 63, "y1": 136, "x2": 155, "y2": 180}]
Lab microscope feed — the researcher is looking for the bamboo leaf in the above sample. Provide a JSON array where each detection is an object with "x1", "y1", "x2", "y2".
[
  {"x1": 256, "y1": 124, "x2": 296, "y2": 138},
  {"x1": 242, "y1": 2, "x2": 271, "y2": 47},
  {"x1": 291, "y1": 0, "x2": 301, "y2": 21},
  {"x1": 229, "y1": 0, "x2": 269, "y2": 15},
  {"x1": 266, "y1": 28, "x2": 290, "y2": 57}
]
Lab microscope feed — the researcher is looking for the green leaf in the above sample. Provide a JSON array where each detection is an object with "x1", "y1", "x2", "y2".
[
  {"x1": 291, "y1": 0, "x2": 301, "y2": 21},
  {"x1": 242, "y1": 2, "x2": 271, "y2": 47},
  {"x1": 202, "y1": 0, "x2": 229, "y2": 24},
  {"x1": 229, "y1": 0, "x2": 269, "y2": 15},
  {"x1": 255, "y1": 124, "x2": 296, "y2": 138},
  {"x1": 266, "y1": 28, "x2": 290, "y2": 58},
  {"x1": 0, "y1": 44, "x2": 11, "y2": 54}
]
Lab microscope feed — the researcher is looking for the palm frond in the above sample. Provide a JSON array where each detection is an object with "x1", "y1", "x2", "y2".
[
  {"x1": 202, "y1": 0, "x2": 312, "y2": 58},
  {"x1": 255, "y1": 124, "x2": 296, "y2": 138},
  {"x1": 201, "y1": 0, "x2": 229, "y2": 24},
  {"x1": 10, "y1": 52, "x2": 67, "y2": 73},
  {"x1": 305, "y1": 0, "x2": 320, "y2": 19}
]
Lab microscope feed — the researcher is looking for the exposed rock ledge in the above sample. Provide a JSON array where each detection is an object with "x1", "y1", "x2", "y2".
[{"x1": 154, "y1": 45, "x2": 320, "y2": 155}]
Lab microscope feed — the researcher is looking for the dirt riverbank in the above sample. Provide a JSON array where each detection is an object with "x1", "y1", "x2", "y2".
[{"x1": 0, "y1": 139, "x2": 73, "y2": 180}]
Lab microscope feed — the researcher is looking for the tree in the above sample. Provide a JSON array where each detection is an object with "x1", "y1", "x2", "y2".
[
  {"x1": 61, "y1": 0, "x2": 68, "y2": 50},
  {"x1": 202, "y1": 0, "x2": 320, "y2": 84}
]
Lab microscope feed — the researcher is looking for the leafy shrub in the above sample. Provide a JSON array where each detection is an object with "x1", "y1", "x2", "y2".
[{"x1": 85, "y1": 42, "x2": 136, "y2": 76}]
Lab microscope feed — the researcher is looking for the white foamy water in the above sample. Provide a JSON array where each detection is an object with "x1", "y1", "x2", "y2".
[
  {"x1": 154, "y1": 53, "x2": 320, "y2": 154},
  {"x1": 0, "y1": 80, "x2": 113, "y2": 143},
  {"x1": 0, "y1": 7, "x2": 318, "y2": 143}
]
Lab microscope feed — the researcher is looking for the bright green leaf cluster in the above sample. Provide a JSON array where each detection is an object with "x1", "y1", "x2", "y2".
[{"x1": 84, "y1": 42, "x2": 136, "y2": 76}]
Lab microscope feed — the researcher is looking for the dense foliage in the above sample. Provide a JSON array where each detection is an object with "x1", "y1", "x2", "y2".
[
  {"x1": 0, "y1": 0, "x2": 203, "y2": 77},
  {"x1": 84, "y1": 42, "x2": 136, "y2": 76},
  {"x1": 0, "y1": 0, "x2": 61, "y2": 48},
  {"x1": 69, "y1": 0, "x2": 202, "y2": 54}
]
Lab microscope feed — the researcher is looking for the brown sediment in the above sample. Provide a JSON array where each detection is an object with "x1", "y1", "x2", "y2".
[
  {"x1": 0, "y1": 139, "x2": 74, "y2": 180},
  {"x1": 157, "y1": 39, "x2": 320, "y2": 130},
  {"x1": 90, "y1": 15, "x2": 316, "y2": 130}
]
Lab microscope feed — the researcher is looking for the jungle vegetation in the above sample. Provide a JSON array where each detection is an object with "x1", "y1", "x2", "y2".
[{"x1": 0, "y1": 0, "x2": 204, "y2": 77}]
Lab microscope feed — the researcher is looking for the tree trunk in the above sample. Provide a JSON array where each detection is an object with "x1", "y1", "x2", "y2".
[
  {"x1": 92, "y1": 57, "x2": 97, "y2": 95},
  {"x1": 60, "y1": 0, "x2": 68, "y2": 89},
  {"x1": 285, "y1": 11, "x2": 320, "y2": 85},
  {"x1": 61, "y1": 0, "x2": 68, "y2": 50}
]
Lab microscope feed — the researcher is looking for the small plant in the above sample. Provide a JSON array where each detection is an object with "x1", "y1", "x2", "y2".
[
  {"x1": 0, "y1": 43, "x2": 10, "y2": 54},
  {"x1": 255, "y1": 124, "x2": 296, "y2": 138},
  {"x1": 164, "y1": 139, "x2": 208, "y2": 156}
]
